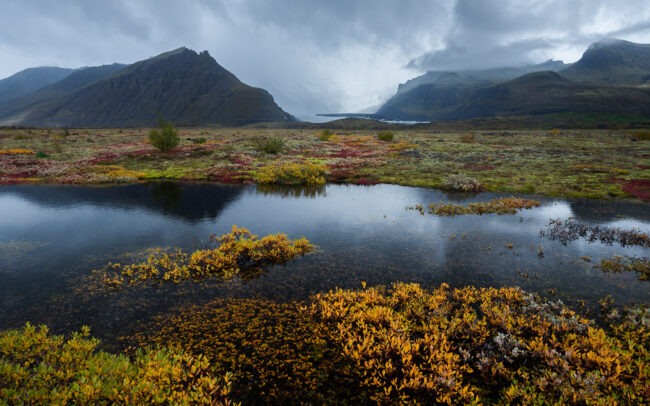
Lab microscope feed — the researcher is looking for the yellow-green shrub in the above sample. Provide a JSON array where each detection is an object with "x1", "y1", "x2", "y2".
[
  {"x1": 100, "y1": 226, "x2": 313, "y2": 288},
  {"x1": 310, "y1": 283, "x2": 649, "y2": 405},
  {"x1": 0, "y1": 323, "x2": 235, "y2": 405},
  {"x1": 255, "y1": 162, "x2": 327, "y2": 185}
]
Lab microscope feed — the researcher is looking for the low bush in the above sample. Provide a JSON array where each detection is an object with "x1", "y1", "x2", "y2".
[
  {"x1": 310, "y1": 283, "x2": 649, "y2": 405},
  {"x1": 318, "y1": 129, "x2": 332, "y2": 141},
  {"x1": 253, "y1": 136, "x2": 284, "y2": 154},
  {"x1": 255, "y1": 162, "x2": 327, "y2": 185},
  {"x1": 148, "y1": 115, "x2": 180, "y2": 152},
  {"x1": 100, "y1": 226, "x2": 313, "y2": 288},
  {"x1": 460, "y1": 134, "x2": 475, "y2": 143},
  {"x1": 376, "y1": 130, "x2": 394, "y2": 142},
  {"x1": 633, "y1": 130, "x2": 650, "y2": 140},
  {"x1": 192, "y1": 137, "x2": 207, "y2": 145},
  {"x1": 0, "y1": 323, "x2": 235, "y2": 405},
  {"x1": 441, "y1": 173, "x2": 481, "y2": 192}
]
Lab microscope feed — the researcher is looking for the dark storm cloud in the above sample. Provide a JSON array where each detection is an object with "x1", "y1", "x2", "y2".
[
  {"x1": 408, "y1": 0, "x2": 650, "y2": 71},
  {"x1": 1, "y1": 0, "x2": 649, "y2": 116}
]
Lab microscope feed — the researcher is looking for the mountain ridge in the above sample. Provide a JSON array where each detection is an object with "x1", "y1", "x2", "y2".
[
  {"x1": 0, "y1": 48, "x2": 294, "y2": 127},
  {"x1": 376, "y1": 39, "x2": 650, "y2": 122}
]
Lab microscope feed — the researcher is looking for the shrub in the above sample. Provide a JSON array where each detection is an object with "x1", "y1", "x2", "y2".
[
  {"x1": 0, "y1": 323, "x2": 235, "y2": 405},
  {"x1": 376, "y1": 130, "x2": 394, "y2": 142},
  {"x1": 441, "y1": 173, "x2": 480, "y2": 192},
  {"x1": 318, "y1": 129, "x2": 332, "y2": 141},
  {"x1": 35, "y1": 151, "x2": 50, "y2": 158},
  {"x1": 100, "y1": 226, "x2": 313, "y2": 288},
  {"x1": 148, "y1": 115, "x2": 180, "y2": 152},
  {"x1": 460, "y1": 134, "x2": 475, "y2": 143},
  {"x1": 255, "y1": 162, "x2": 327, "y2": 185},
  {"x1": 193, "y1": 137, "x2": 207, "y2": 145},
  {"x1": 253, "y1": 136, "x2": 284, "y2": 154},
  {"x1": 310, "y1": 283, "x2": 649, "y2": 405},
  {"x1": 633, "y1": 130, "x2": 650, "y2": 140}
]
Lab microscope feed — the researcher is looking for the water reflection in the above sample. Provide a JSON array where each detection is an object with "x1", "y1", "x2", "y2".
[
  {"x1": 255, "y1": 183, "x2": 326, "y2": 199},
  {"x1": 0, "y1": 182, "x2": 648, "y2": 341}
]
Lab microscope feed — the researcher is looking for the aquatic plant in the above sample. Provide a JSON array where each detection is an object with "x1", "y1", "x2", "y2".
[
  {"x1": 441, "y1": 173, "x2": 481, "y2": 192},
  {"x1": 599, "y1": 255, "x2": 649, "y2": 281},
  {"x1": 376, "y1": 130, "x2": 394, "y2": 142},
  {"x1": 148, "y1": 115, "x2": 180, "y2": 152},
  {"x1": 541, "y1": 218, "x2": 650, "y2": 247},
  {"x1": 0, "y1": 323, "x2": 236, "y2": 405},
  {"x1": 127, "y1": 298, "x2": 358, "y2": 404},
  {"x1": 255, "y1": 162, "x2": 327, "y2": 185},
  {"x1": 100, "y1": 226, "x2": 313, "y2": 288},
  {"x1": 310, "y1": 283, "x2": 649, "y2": 405},
  {"x1": 408, "y1": 197, "x2": 540, "y2": 216},
  {"x1": 253, "y1": 136, "x2": 284, "y2": 154}
]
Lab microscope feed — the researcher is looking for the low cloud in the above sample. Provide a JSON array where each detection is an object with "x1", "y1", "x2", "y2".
[{"x1": 1, "y1": 0, "x2": 649, "y2": 115}]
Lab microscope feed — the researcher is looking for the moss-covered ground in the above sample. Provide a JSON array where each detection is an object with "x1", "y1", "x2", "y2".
[{"x1": 1, "y1": 127, "x2": 649, "y2": 200}]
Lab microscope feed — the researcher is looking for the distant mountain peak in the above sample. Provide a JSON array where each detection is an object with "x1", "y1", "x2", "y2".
[{"x1": 0, "y1": 47, "x2": 294, "y2": 127}]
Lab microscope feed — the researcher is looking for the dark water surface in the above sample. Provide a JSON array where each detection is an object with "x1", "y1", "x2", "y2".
[{"x1": 1, "y1": 182, "x2": 648, "y2": 346}]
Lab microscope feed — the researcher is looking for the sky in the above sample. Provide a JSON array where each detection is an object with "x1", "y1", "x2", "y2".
[{"x1": 1, "y1": 0, "x2": 650, "y2": 118}]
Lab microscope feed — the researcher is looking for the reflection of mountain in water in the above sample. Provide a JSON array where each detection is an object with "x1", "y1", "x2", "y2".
[{"x1": 2, "y1": 182, "x2": 246, "y2": 222}]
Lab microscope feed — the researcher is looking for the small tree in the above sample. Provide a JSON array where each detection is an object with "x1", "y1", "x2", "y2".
[{"x1": 149, "y1": 115, "x2": 180, "y2": 152}]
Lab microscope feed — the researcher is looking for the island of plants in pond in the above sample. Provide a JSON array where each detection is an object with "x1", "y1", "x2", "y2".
[{"x1": 97, "y1": 226, "x2": 313, "y2": 289}]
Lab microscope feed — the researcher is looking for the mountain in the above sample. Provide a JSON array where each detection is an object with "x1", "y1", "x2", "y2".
[
  {"x1": 0, "y1": 64, "x2": 125, "y2": 122},
  {"x1": 561, "y1": 39, "x2": 650, "y2": 86},
  {"x1": 376, "y1": 39, "x2": 650, "y2": 122},
  {"x1": 396, "y1": 60, "x2": 569, "y2": 95},
  {"x1": 377, "y1": 71, "x2": 650, "y2": 122},
  {"x1": 0, "y1": 67, "x2": 75, "y2": 106},
  {"x1": 0, "y1": 48, "x2": 294, "y2": 127}
]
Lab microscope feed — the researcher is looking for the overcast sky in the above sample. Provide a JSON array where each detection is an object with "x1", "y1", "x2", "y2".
[{"x1": 1, "y1": 0, "x2": 650, "y2": 117}]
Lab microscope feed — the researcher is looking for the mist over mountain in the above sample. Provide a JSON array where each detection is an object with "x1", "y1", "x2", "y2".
[
  {"x1": 0, "y1": 48, "x2": 294, "y2": 127},
  {"x1": 561, "y1": 39, "x2": 650, "y2": 86},
  {"x1": 376, "y1": 39, "x2": 650, "y2": 122}
]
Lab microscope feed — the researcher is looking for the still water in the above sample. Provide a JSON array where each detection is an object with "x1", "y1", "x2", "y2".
[{"x1": 0, "y1": 182, "x2": 648, "y2": 345}]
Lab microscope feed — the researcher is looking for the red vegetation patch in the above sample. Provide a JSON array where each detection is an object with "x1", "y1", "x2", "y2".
[
  {"x1": 353, "y1": 178, "x2": 379, "y2": 185},
  {"x1": 622, "y1": 179, "x2": 650, "y2": 202},
  {"x1": 331, "y1": 149, "x2": 367, "y2": 158},
  {"x1": 635, "y1": 165, "x2": 650, "y2": 169},
  {"x1": 206, "y1": 170, "x2": 252, "y2": 184}
]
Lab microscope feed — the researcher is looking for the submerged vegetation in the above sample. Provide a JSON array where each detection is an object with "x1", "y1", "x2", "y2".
[
  {"x1": 541, "y1": 218, "x2": 650, "y2": 247},
  {"x1": 122, "y1": 283, "x2": 649, "y2": 405},
  {"x1": 0, "y1": 127, "x2": 648, "y2": 199},
  {"x1": 98, "y1": 226, "x2": 313, "y2": 288},
  {"x1": 599, "y1": 255, "x2": 650, "y2": 281},
  {"x1": 0, "y1": 323, "x2": 235, "y2": 405},
  {"x1": 408, "y1": 197, "x2": 540, "y2": 216}
]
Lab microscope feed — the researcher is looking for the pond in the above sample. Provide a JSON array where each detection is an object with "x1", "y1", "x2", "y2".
[{"x1": 0, "y1": 182, "x2": 648, "y2": 346}]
